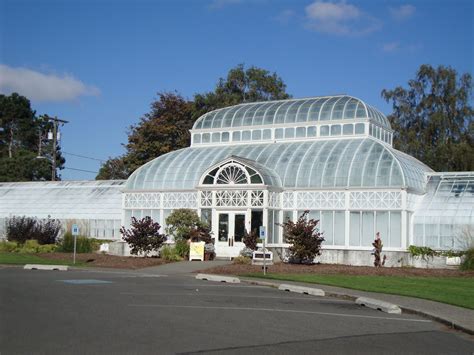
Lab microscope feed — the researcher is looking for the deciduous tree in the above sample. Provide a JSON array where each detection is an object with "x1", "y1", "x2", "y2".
[{"x1": 382, "y1": 65, "x2": 473, "y2": 171}]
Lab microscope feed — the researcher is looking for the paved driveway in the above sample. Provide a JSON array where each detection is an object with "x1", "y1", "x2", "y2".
[{"x1": 1, "y1": 266, "x2": 473, "y2": 354}]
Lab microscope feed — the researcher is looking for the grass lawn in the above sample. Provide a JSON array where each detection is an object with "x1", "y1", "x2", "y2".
[
  {"x1": 0, "y1": 252, "x2": 83, "y2": 266},
  {"x1": 242, "y1": 273, "x2": 474, "y2": 309}
]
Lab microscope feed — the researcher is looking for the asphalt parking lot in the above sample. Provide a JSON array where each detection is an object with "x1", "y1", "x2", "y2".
[{"x1": 1, "y1": 266, "x2": 473, "y2": 354}]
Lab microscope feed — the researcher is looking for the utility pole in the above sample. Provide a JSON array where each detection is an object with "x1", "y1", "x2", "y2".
[{"x1": 47, "y1": 117, "x2": 69, "y2": 181}]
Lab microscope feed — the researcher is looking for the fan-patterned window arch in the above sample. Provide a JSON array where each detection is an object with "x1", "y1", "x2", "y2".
[{"x1": 201, "y1": 160, "x2": 263, "y2": 185}]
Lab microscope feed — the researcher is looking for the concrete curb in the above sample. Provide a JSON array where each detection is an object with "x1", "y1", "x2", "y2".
[
  {"x1": 355, "y1": 296, "x2": 402, "y2": 314},
  {"x1": 278, "y1": 284, "x2": 325, "y2": 296},
  {"x1": 238, "y1": 278, "x2": 473, "y2": 335},
  {"x1": 195, "y1": 274, "x2": 240, "y2": 283},
  {"x1": 24, "y1": 264, "x2": 68, "y2": 271},
  {"x1": 399, "y1": 307, "x2": 474, "y2": 336}
]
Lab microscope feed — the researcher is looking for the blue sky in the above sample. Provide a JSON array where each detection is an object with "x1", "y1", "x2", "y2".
[{"x1": 1, "y1": 0, "x2": 473, "y2": 180}]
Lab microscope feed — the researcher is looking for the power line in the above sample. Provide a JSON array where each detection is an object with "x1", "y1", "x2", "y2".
[
  {"x1": 62, "y1": 151, "x2": 106, "y2": 162},
  {"x1": 63, "y1": 167, "x2": 98, "y2": 174}
]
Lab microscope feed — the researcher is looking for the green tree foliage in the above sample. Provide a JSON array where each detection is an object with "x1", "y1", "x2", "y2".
[
  {"x1": 279, "y1": 211, "x2": 325, "y2": 264},
  {"x1": 382, "y1": 65, "x2": 473, "y2": 171},
  {"x1": 193, "y1": 63, "x2": 291, "y2": 118},
  {"x1": 125, "y1": 92, "x2": 194, "y2": 173},
  {"x1": 120, "y1": 216, "x2": 166, "y2": 257},
  {"x1": 165, "y1": 208, "x2": 208, "y2": 241},
  {"x1": 0, "y1": 94, "x2": 65, "y2": 181},
  {"x1": 97, "y1": 64, "x2": 291, "y2": 179},
  {"x1": 96, "y1": 156, "x2": 129, "y2": 180}
]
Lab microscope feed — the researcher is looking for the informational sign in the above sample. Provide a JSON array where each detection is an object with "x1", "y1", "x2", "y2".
[
  {"x1": 259, "y1": 226, "x2": 266, "y2": 239},
  {"x1": 189, "y1": 241, "x2": 205, "y2": 261},
  {"x1": 72, "y1": 224, "x2": 79, "y2": 236}
]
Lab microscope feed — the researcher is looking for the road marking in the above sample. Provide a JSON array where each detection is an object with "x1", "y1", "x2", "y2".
[
  {"x1": 128, "y1": 304, "x2": 432, "y2": 323},
  {"x1": 59, "y1": 279, "x2": 113, "y2": 284},
  {"x1": 71, "y1": 269, "x2": 168, "y2": 277},
  {"x1": 120, "y1": 292, "x2": 350, "y2": 303}
]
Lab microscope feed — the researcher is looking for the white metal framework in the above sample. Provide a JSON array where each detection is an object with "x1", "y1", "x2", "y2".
[{"x1": 121, "y1": 95, "x2": 472, "y2": 255}]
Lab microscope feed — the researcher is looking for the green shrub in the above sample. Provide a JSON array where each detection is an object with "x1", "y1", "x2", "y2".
[
  {"x1": 58, "y1": 233, "x2": 93, "y2": 253},
  {"x1": 175, "y1": 239, "x2": 190, "y2": 258},
  {"x1": 37, "y1": 244, "x2": 57, "y2": 253},
  {"x1": 21, "y1": 239, "x2": 41, "y2": 253},
  {"x1": 233, "y1": 255, "x2": 251, "y2": 265},
  {"x1": 460, "y1": 248, "x2": 474, "y2": 271},
  {"x1": 0, "y1": 240, "x2": 19, "y2": 252},
  {"x1": 160, "y1": 245, "x2": 182, "y2": 262}
]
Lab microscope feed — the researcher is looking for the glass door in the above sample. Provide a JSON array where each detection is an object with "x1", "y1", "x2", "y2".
[{"x1": 216, "y1": 212, "x2": 247, "y2": 258}]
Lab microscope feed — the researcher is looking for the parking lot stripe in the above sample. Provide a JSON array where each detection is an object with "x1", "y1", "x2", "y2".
[{"x1": 128, "y1": 304, "x2": 432, "y2": 323}]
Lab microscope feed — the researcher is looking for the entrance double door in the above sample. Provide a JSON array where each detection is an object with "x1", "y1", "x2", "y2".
[{"x1": 216, "y1": 211, "x2": 246, "y2": 258}]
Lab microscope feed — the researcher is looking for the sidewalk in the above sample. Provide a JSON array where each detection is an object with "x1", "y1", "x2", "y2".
[{"x1": 238, "y1": 276, "x2": 474, "y2": 335}]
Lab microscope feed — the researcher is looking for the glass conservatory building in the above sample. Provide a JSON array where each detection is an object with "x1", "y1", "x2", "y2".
[
  {"x1": 1, "y1": 95, "x2": 471, "y2": 265},
  {"x1": 123, "y1": 95, "x2": 473, "y2": 262}
]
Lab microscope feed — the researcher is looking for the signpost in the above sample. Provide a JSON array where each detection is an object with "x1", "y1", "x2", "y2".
[
  {"x1": 71, "y1": 224, "x2": 79, "y2": 264},
  {"x1": 259, "y1": 226, "x2": 267, "y2": 275}
]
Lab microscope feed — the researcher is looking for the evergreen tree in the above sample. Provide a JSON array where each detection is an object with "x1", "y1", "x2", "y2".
[{"x1": 0, "y1": 94, "x2": 66, "y2": 181}]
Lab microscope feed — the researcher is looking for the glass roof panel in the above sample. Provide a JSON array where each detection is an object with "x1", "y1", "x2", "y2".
[
  {"x1": 252, "y1": 102, "x2": 274, "y2": 126},
  {"x1": 296, "y1": 99, "x2": 314, "y2": 122},
  {"x1": 0, "y1": 181, "x2": 124, "y2": 220},
  {"x1": 242, "y1": 104, "x2": 259, "y2": 126},
  {"x1": 273, "y1": 101, "x2": 294, "y2": 124},
  {"x1": 193, "y1": 96, "x2": 392, "y2": 130},
  {"x1": 126, "y1": 138, "x2": 428, "y2": 191},
  {"x1": 284, "y1": 101, "x2": 301, "y2": 124},
  {"x1": 221, "y1": 105, "x2": 242, "y2": 127}
]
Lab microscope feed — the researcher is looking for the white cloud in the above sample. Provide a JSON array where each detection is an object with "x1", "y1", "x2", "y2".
[
  {"x1": 389, "y1": 5, "x2": 415, "y2": 20},
  {"x1": 0, "y1": 64, "x2": 100, "y2": 102},
  {"x1": 305, "y1": 1, "x2": 381, "y2": 36},
  {"x1": 382, "y1": 41, "x2": 400, "y2": 52}
]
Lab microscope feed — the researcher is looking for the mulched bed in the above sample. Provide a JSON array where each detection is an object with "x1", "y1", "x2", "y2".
[
  {"x1": 37, "y1": 252, "x2": 170, "y2": 269},
  {"x1": 201, "y1": 262, "x2": 474, "y2": 277}
]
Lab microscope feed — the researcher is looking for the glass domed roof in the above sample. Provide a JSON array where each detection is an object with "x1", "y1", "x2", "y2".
[
  {"x1": 125, "y1": 138, "x2": 431, "y2": 192},
  {"x1": 193, "y1": 95, "x2": 390, "y2": 130}
]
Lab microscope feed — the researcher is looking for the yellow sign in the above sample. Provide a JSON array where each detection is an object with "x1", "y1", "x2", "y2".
[{"x1": 189, "y1": 241, "x2": 205, "y2": 261}]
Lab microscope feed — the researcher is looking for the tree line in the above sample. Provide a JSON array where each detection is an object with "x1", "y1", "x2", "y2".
[{"x1": 0, "y1": 63, "x2": 472, "y2": 182}]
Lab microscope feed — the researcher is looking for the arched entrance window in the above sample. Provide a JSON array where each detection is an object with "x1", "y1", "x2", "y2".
[{"x1": 201, "y1": 160, "x2": 263, "y2": 186}]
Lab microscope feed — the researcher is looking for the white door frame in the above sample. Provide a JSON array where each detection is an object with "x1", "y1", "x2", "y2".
[{"x1": 214, "y1": 210, "x2": 248, "y2": 258}]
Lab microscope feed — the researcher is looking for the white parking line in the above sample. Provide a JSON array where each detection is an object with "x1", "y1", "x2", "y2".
[
  {"x1": 120, "y1": 292, "x2": 350, "y2": 302},
  {"x1": 128, "y1": 304, "x2": 432, "y2": 323}
]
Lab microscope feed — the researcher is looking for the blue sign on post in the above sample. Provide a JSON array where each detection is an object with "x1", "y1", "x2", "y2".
[
  {"x1": 72, "y1": 224, "x2": 79, "y2": 236},
  {"x1": 259, "y1": 226, "x2": 266, "y2": 239}
]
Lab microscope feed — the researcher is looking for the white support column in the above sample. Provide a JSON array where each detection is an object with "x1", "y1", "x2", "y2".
[
  {"x1": 159, "y1": 192, "x2": 164, "y2": 227},
  {"x1": 401, "y1": 189, "x2": 408, "y2": 249},
  {"x1": 344, "y1": 190, "x2": 350, "y2": 248}
]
